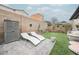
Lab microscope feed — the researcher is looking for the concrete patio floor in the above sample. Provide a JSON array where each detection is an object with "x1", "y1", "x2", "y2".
[{"x1": 0, "y1": 39, "x2": 56, "y2": 55}]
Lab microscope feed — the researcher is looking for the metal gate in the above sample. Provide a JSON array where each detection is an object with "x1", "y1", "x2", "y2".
[{"x1": 4, "y1": 20, "x2": 20, "y2": 44}]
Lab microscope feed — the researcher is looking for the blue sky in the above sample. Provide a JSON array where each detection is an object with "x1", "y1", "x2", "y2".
[{"x1": 5, "y1": 4, "x2": 79, "y2": 21}]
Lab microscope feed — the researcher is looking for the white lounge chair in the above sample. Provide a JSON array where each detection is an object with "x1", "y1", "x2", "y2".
[
  {"x1": 0, "y1": 33, "x2": 56, "y2": 55},
  {"x1": 69, "y1": 45, "x2": 79, "y2": 54},
  {"x1": 0, "y1": 38, "x2": 56, "y2": 55},
  {"x1": 69, "y1": 41, "x2": 79, "y2": 45},
  {"x1": 21, "y1": 33, "x2": 41, "y2": 46},
  {"x1": 28, "y1": 32, "x2": 45, "y2": 41},
  {"x1": 68, "y1": 41, "x2": 79, "y2": 54},
  {"x1": 67, "y1": 30, "x2": 79, "y2": 41}
]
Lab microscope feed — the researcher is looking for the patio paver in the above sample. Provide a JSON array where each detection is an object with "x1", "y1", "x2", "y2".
[{"x1": 0, "y1": 39, "x2": 56, "y2": 55}]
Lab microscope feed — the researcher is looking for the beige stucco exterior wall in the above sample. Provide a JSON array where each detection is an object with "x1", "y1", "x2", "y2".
[
  {"x1": 31, "y1": 13, "x2": 43, "y2": 21},
  {"x1": 21, "y1": 16, "x2": 40, "y2": 32},
  {"x1": 38, "y1": 21, "x2": 47, "y2": 32},
  {"x1": 71, "y1": 19, "x2": 79, "y2": 30},
  {"x1": 21, "y1": 16, "x2": 47, "y2": 32},
  {"x1": 47, "y1": 24, "x2": 67, "y2": 33},
  {"x1": 0, "y1": 8, "x2": 47, "y2": 43},
  {"x1": 0, "y1": 9, "x2": 22, "y2": 42}
]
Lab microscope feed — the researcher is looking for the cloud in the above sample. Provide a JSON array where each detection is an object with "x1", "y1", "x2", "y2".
[
  {"x1": 52, "y1": 9, "x2": 62, "y2": 12},
  {"x1": 3, "y1": 4, "x2": 9, "y2": 6},
  {"x1": 26, "y1": 6, "x2": 51, "y2": 15},
  {"x1": 36, "y1": 7, "x2": 51, "y2": 13},
  {"x1": 39, "y1": 7, "x2": 50, "y2": 11},
  {"x1": 50, "y1": 4, "x2": 64, "y2": 7},
  {"x1": 25, "y1": 6, "x2": 33, "y2": 14},
  {"x1": 27, "y1": 4, "x2": 41, "y2": 7},
  {"x1": 26, "y1": 6, "x2": 33, "y2": 10},
  {"x1": 46, "y1": 8, "x2": 75, "y2": 21},
  {"x1": 28, "y1": 4, "x2": 64, "y2": 7},
  {"x1": 3, "y1": 4, "x2": 10, "y2": 7},
  {"x1": 25, "y1": 4, "x2": 77, "y2": 21}
]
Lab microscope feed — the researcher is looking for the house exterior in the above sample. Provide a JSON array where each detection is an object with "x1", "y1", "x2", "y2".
[
  {"x1": 0, "y1": 4, "x2": 47, "y2": 43},
  {"x1": 69, "y1": 6, "x2": 79, "y2": 30}
]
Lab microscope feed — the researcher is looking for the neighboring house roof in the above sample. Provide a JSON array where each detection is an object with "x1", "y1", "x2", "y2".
[
  {"x1": 0, "y1": 4, "x2": 29, "y2": 16},
  {"x1": 69, "y1": 6, "x2": 79, "y2": 20},
  {"x1": 31, "y1": 13, "x2": 44, "y2": 17}
]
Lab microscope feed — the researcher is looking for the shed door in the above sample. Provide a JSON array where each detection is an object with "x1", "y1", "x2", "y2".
[{"x1": 4, "y1": 20, "x2": 20, "y2": 43}]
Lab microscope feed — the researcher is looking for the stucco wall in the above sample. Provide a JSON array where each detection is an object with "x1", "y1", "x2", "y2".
[
  {"x1": 21, "y1": 16, "x2": 47, "y2": 32},
  {"x1": 47, "y1": 24, "x2": 69, "y2": 33},
  {"x1": 38, "y1": 21, "x2": 47, "y2": 32},
  {"x1": 71, "y1": 19, "x2": 79, "y2": 30},
  {"x1": 0, "y1": 9, "x2": 22, "y2": 43},
  {"x1": 21, "y1": 16, "x2": 40, "y2": 32},
  {"x1": 31, "y1": 13, "x2": 43, "y2": 21},
  {"x1": 0, "y1": 8, "x2": 47, "y2": 43}
]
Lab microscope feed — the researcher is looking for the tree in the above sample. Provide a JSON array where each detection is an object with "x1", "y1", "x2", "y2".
[
  {"x1": 60, "y1": 21, "x2": 67, "y2": 23},
  {"x1": 50, "y1": 17, "x2": 58, "y2": 24},
  {"x1": 45, "y1": 21, "x2": 52, "y2": 26},
  {"x1": 64, "y1": 23, "x2": 72, "y2": 33}
]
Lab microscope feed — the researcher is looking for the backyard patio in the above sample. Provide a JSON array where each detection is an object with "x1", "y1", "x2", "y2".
[{"x1": 43, "y1": 32, "x2": 75, "y2": 55}]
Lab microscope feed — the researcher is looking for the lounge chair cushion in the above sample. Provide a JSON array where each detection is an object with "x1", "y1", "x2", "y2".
[
  {"x1": 21, "y1": 33, "x2": 41, "y2": 46},
  {"x1": 29, "y1": 32, "x2": 45, "y2": 41},
  {"x1": 67, "y1": 31, "x2": 79, "y2": 36},
  {"x1": 69, "y1": 41, "x2": 79, "y2": 45}
]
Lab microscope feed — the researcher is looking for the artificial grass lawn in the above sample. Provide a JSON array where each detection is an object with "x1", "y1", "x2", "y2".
[{"x1": 43, "y1": 32, "x2": 75, "y2": 55}]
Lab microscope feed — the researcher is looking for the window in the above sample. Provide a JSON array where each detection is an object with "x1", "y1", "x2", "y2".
[{"x1": 30, "y1": 24, "x2": 32, "y2": 27}]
